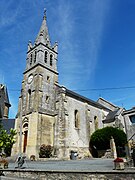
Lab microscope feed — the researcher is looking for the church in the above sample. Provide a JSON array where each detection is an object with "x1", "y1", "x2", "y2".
[{"x1": 12, "y1": 11, "x2": 126, "y2": 159}]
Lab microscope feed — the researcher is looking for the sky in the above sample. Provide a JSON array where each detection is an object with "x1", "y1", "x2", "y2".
[{"x1": 1, "y1": 0, "x2": 135, "y2": 118}]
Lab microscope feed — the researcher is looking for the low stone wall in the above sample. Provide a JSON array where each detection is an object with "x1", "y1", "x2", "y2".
[{"x1": 1, "y1": 169, "x2": 135, "y2": 180}]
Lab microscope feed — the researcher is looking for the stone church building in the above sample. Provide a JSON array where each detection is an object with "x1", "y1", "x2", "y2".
[{"x1": 12, "y1": 12, "x2": 125, "y2": 159}]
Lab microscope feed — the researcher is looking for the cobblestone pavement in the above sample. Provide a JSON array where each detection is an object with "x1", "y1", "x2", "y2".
[
  {"x1": 7, "y1": 158, "x2": 114, "y2": 171},
  {"x1": 0, "y1": 158, "x2": 134, "y2": 179}
]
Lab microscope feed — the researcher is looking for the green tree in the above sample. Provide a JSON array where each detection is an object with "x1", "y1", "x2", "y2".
[
  {"x1": 90, "y1": 126, "x2": 127, "y2": 151},
  {"x1": 0, "y1": 128, "x2": 17, "y2": 156}
]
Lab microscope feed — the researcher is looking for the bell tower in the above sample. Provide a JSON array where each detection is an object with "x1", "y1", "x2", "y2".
[
  {"x1": 12, "y1": 10, "x2": 59, "y2": 157},
  {"x1": 23, "y1": 9, "x2": 58, "y2": 114}
]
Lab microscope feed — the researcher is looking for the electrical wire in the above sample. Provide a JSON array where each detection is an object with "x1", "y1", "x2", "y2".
[
  {"x1": 73, "y1": 86, "x2": 135, "y2": 92},
  {"x1": 8, "y1": 85, "x2": 135, "y2": 92}
]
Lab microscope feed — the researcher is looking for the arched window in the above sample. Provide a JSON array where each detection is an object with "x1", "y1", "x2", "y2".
[
  {"x1": 87, "y1": 109, "x2": 90, "y2": 117},
  {"x1": 30, "y1": 54, "x2": 32, "y2": 65},
  {"x1": 50, "y1": 54, "x2": 53, "y2": 66},
  {"x1": 44, "y1": 51, "x2": 47, "y2": 63},
  {"x1": 47, "y1": 76, "x2": 50, "y2": 83},
  {"x1": 94, "y1": 116, "x2": 98, "y2": 130},
  {"x1": 28, "y1": 89, "x2": 31, "y2": 109},
  {"x1": 34, "y1": 51, "x2": 37, "y2": 63},
  {"x1": 23, "y1": 123, "x2": 28, "y2": 129},
  {"x1": 45, "y1": 95, "x2": 49, "y2": 103},
  {"x1": 28, "y1": 89, "x2": 31, "y2": 94},
  {"x1": 74, "y1": 110, "x2": 80, "y2": 129}
]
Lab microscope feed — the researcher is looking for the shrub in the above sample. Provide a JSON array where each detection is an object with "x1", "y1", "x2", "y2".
[
  {"x1": 90, "y1": 127, "x2": 127, "y2": 154},
  {"x1": 39, "y1": 144, "x2": 53, "y2": 158}
]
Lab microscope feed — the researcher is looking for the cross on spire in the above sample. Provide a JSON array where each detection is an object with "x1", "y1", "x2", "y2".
[{"x1": 43, "y1": 8, "x2": 47, "y2": 20}]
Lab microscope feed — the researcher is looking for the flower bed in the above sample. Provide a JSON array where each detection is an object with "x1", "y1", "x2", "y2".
[
  {"x1": 114, "y1": 157, "x2": 124, "y2": 162},
  {"x1": 114, "y1": 157, "x2": 124, "y2": 170}
]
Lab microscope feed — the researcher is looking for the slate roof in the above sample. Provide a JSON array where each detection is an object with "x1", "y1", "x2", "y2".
[
  {"x1": 57, "y1": 85, "x2": 111, "y2": 111},
  {"x1": 1, "y1": 119, "x2": 15, "y2": 133},
  {"x1": 122, "y1": 107, "x2": 135, "y2": 115},
  {"x1": 102, "y1": 108, "x2": 123, "y2": 124}
]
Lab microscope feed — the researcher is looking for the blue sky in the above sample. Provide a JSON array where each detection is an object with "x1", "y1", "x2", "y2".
[{"x1": 1, "y1": 0, "x2": 135, "y2": 118}]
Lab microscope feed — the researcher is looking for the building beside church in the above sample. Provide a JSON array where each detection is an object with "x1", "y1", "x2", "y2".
[
  {"x1": 122, "y1": 108, "x2": 135, "y2": 150},
  {"x1": 0, "y1": 84, "x2": 11, "y2": 119},
  {"x1": 0, "y1": 84, "x2": 15, "y2": 134},
  {"x1": 12, "y1": 11, "x2": 126, "y2": 159},
  {"x1": 97, "y1": 98, "x2": 125, "y2": 130}
]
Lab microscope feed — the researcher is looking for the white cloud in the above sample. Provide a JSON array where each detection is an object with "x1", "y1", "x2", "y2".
[
  {"x1": 84, "y1": 0, "x2": 111, "y2": 76},
  {"x1": 54, "y1": 0, "x2": 112, "y2": 90}
]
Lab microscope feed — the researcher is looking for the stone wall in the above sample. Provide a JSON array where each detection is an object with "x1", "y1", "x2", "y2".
[{"x1": 2, "y1": 170, "x2": 135, "y2": 180}]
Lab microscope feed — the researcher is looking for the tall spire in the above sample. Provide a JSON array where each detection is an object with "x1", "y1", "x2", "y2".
[{"x1": 35, "y1": 9, "x2": 51, "y2": 46}]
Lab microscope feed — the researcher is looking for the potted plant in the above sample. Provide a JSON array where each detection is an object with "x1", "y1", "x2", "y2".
[
  {"x1": 30, "y1": 155, "x2": 36, "y2": 161},
  {"x1": 113, "y1": 157, "x2": 124, "y2": 170},
  {"x1": 0, "y1": 158, "x2": 8, "y2": 169}
]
